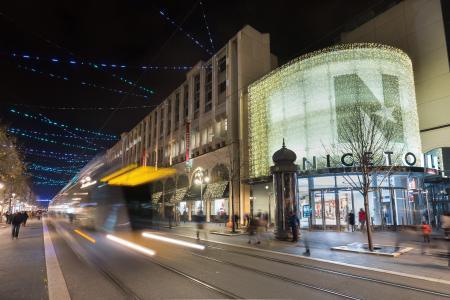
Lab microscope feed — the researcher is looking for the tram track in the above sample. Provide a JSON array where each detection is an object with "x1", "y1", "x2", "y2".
[
  {"x1": 190, "y1": 252, "x2": 362, "y2": 299},
  {"x1": 206, "y1": 244, "x2": 450, "y2": 298},
  {"x1": 53, "y1": 220, "x2": 241, "y2": 299}
]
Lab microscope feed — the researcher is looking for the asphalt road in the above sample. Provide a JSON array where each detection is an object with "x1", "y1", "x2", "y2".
[{"x1": 47, "y1": 218, "x2": 450, "y2": 300}]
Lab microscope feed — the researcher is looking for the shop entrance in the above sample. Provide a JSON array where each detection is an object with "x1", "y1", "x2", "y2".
[{"x1": 310, "y1": 189, "x2": 353, "y2": 230}]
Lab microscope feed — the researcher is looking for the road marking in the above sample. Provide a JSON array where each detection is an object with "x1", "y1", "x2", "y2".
[
  {"x1": 43, "y1": 219, "x2": 71, "y2": 300},
  {"x1": 166, "y1": 231, "x2": 450, "y2": 286}
]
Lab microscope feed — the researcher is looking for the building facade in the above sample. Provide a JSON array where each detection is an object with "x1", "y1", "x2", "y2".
[
  {"x1": 247, "y1": 43, "x2": 442, "y2": 230},
  {"x1": 105, "y1": 25, "x2": 277, "y2": 224}
]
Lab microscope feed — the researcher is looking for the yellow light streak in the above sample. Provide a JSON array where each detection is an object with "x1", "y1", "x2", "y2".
[
  {"x1": 106, "y1": 234, "x2": 156, "y2": 256},
  {"x1": 107, "y1": 166, "x2": 176, "y2": 186},
  {"x1": 74, "y1": 229, "x2": 96, "y2": 244},
  {"x1": 100, "y1": 164, "x2": 138, "y2": 182},
  {"x1": 142, "y1": 232, "x2": 205, "y2": 250}
]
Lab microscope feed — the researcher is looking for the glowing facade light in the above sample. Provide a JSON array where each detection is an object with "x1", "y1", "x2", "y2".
[
  {"x1": 142, "y1": 232, "x2": 205, "y2": 250},
  {"x1": 248, "y1": 43, "x2": 421, "y2": 178},
  {"x1": 106, "y1": 234, "x2": 155, "y2": 256}
]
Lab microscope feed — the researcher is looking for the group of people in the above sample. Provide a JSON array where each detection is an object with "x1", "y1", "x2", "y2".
[
  {"x1": 346, "y1": 208, "x2": 367, "y2": 232},
  {"x1": 3, "y1": 211, "x2": 30, "y2": 239}
]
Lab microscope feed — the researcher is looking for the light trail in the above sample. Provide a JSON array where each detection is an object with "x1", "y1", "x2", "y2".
[
  {"x1": 142, "y1": 232, "x2": 205, "y2": 250},
  {"x1": 106, "y1": 234, "x2": 156, "y2": 256},
  {"x1": 74, "y1": 229, "x2": 96, "y2": 244}
]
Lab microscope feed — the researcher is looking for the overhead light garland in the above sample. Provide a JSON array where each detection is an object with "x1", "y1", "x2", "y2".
[
  {"x1": 20, "y1": 147, "x2": 93, "y2": 158},
  {"x1": 24, "y1": 151, "x2": 90, "y2": 163},
  {"x1": 9, "y1": 127, "x2": 116, "y2": 142},
  {"x1": 7, "y1": 102, "x2": 157, "y2": 111},
  {"x1": 8, "y1": 128, "x2": 99, "y2": 151},
  {"x1": 16, "y1": 64, "x2": 151, "y2": 98},
  {"x1": 159, "y1": 9, "x2": 213, "y2": 55},
  {"x1": 199, "y1": 0, "x2": 215, "y2": 52},
  {"x1": 9, "y1": 108, "x2": 117, "y2": 138},
  {"x1": 9, "y1": 52, "x2": 192, "y2": 71},
  {"x1": 111, "y1": 74, "x2": 155, "y2": 94},
  {"x1": 28, "y1": 164, "x2": 79, "y2": 175}
]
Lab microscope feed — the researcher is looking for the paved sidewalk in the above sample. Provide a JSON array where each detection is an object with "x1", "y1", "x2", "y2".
[
  {"x1": 0, "y1": 219, "x2": 48, "y2": 300},
  {"x1": 155, "y1": 222, "x2": 450, "y2": 282}
]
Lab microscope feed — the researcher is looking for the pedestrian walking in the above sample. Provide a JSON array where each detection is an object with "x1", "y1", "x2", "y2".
[
  {"x1": 5, "y1": 211, "x2": 11, "y2": 224},
  {"x1": 441, "y1": 213, "x2": 450, "y2": 239},
  {"x1": 348, "y1": 211, "x2": 355, "y2": 232},
  {"x1": 358, "y1": 208, "x2": 366, "y2": 232},
  {"x1": 288, "y1": 212, "x2": 300, "y2": 242},
  {"x1": 11, "y1": 212, "x2": 24, "y2": 239},
  {"x1": 22, "y1": 211, "x2": 29, "y2": 227},
  {"x1": 195, "y1": 210, "x2": 206, "y2": 240},
  {"x1": 421, "y1": 221, "x2": 432, "y2": 254},
  {"x1": 247, "y1": 217, "x2": 260, "y2": 244}
]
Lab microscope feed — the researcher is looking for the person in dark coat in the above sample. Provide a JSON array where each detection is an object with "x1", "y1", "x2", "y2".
[
  {"x1": 11, "y1": 212, "x2": 24, "y2": 239},
  {"x1": 22, "y1": 211, "x2": 29, "y2": 226},
  {"x1": 348, "y1": 211, "x2": 355, "y2": 232},
  {"x1": 288, "y1": 212, "x2": 300, "y2": 242}
]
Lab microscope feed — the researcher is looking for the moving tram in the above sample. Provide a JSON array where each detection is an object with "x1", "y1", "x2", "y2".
[{"x1": 50, "y1": 155, "x2": 172, "y2": 231}]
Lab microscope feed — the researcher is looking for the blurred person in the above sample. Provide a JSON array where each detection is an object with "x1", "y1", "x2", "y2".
[
  {"x1": 301, "y1": 228, "x2": 311, "y2": 256},
  {"x1": 358, "y1": 208, "x2": 366, "y2": 232},
  {"x1": 421, "y1": 221, "x2": 432, "y2": 255},
  {"x1": 182, "y1": 209, "x2": 187, "y2": 224},
  {"x1": 348, "y1": 211, "x2": 355, "y2": 232},
  {"x1": 247, "y1": 216, "x2": 260, "y2": 244},
  {"x1": 11, "y1": 212, "x2": 24, "y2": 239},
  {"x1": 244, "y1": 213, "x2": 250, "y2": 227},
  {"x1": 196, "y1": 210, "x2": 206, "y2": 240},
  {"x1": 22, "y1": 211, "x2": 29, "y2": 227},
  {"x1": 4, "y1": 211, "x2": 11, "y2": 224},
  {"x1": 441, "y1": 213, "x2": 450, "y2": 239},
  {"x1": 288, "y1": 212, "x2": 300, "y2": 242}
]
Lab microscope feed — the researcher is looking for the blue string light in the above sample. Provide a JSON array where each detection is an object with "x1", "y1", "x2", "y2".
[
  {"x1": 16, "y1": 64, "x2": 150, "y2": 98},
  {"x1": 9, "y1": 127, "x2": 116, "y2": 142},
  {"x1": 24, "y1": 151, "x2": 90, "y2": 163},
  {"x1": 21, "y1": 147, "x2": 92, "y2": 157},
  {"x1": 9, "y1": 52, "x2": 192, "y2": 71},
  {"x1": 9, "y1": 109, "x2": 117, "y2": 138},
  {"x1": 199, "y1": 0, "x2": 215, "y2": 52},
  {"x1": 28, "y1": 163, "x2": 80, "y2": 175},
  {"x1": 111, "y1": 74, "x2": 155, "y2": 94},
  {"x1": 159, "y1": 9, "x2": 213, "y2": 55},
  {"x1": 8, "y1": 128, "x2": 99, "y2": 151}
]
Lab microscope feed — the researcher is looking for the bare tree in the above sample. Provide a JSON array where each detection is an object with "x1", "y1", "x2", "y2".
[{"x1": 330, "y1": 100, "x2": 401, "y2": 251}]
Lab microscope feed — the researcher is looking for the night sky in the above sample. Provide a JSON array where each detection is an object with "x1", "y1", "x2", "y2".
[{"x1": 0, "y1": 0, "x2": 398, "y2": 198}]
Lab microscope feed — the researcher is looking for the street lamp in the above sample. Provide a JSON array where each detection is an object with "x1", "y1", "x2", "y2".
[
  {"x1": 194, "y1": 169, "x2": 210, "y2": 214},
  {"x1": 265, "y1": 185, "x2": 273, "y2": 226},
  {"x1": 9, "y1": 193, "x2": 16, "y2": 213}
]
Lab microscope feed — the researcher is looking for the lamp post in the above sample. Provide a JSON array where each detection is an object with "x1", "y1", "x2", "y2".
[
  {"x1": 0, "y1": 183, "x2": 4, "y2": 222},
  {"x1": 265, "y1": 185, "x2": 273, "y2": 226},
  {"x1": 194, "y1": 169, "x2": 210, "y2": 215},
  {"x1": 9, "y1": 192, "x2": 16, "y2": 213}
]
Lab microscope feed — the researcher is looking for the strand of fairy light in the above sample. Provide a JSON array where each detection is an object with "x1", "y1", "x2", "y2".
[
  {"x1": 16, "y1": 64, "x2": 150, "y2": 99},
  {"x1": 8, "y1": 52, "x2": 192, "y2": 71},
  {"x1": 199, "y1": 0, "x2": 215, "y2": 52},
  {"x1": 158, "y1": 9, "x2": 213, "y2": 55},
  {"x1": 8, "y1": 128, "x2": 98, "y2": 151},
  {"x1": 9, "y1": 127, "x2": 116, "y2": 141},
  {"x1": 9, "y1": 109, "x2": 117, "y2": 138}
]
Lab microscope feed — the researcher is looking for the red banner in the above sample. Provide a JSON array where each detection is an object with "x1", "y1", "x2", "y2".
[{"x1": 185, "y1": 122, "x2": 190, "y2": 162}]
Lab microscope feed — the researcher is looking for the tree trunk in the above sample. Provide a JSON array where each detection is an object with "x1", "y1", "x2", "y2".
[{"x1": 363, "y1": 191, "x2": 374, "y2": 251}]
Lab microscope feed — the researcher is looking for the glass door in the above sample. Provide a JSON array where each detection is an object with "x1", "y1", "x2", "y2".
[
  {"x1": 323, "y1": 192, "x2": 336, "y2": 226},
  {"x1": 338, "y1": 190, "x2": 352, "y2": 226}
]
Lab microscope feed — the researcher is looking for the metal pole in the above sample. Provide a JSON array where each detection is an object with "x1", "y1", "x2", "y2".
[{"x1": 268, "y1": 193, "x2": 271, "y2": 226}]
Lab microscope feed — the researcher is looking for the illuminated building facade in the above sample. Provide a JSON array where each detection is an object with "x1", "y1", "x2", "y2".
[{"x1": 248, "y1": 44, "x2": 442, "y2": 229}]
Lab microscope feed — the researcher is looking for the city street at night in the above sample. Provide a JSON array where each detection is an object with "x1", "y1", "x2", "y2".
[
  {"x1": 1, "y1": 0, "x2": 450, "y2": 299},
  {"x1": 1, "y1": 217, "x2": 449, "y2": 299}
]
